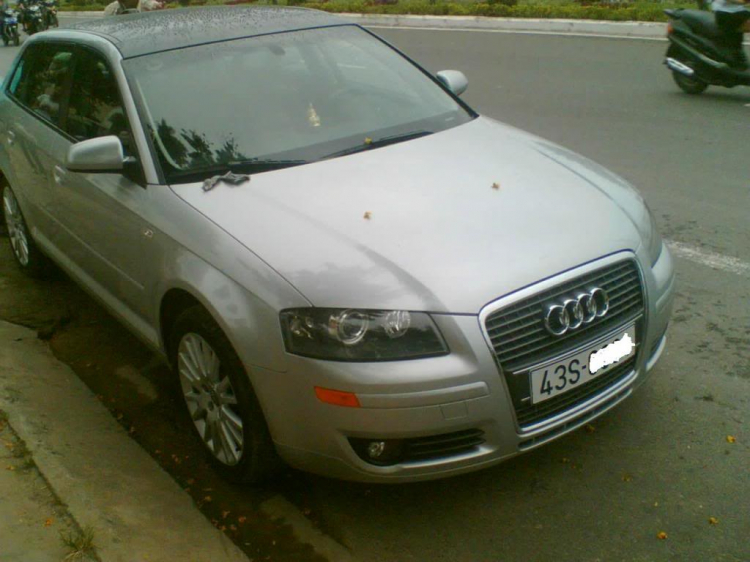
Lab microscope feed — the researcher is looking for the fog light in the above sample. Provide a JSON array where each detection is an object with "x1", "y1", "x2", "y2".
[
  {"x1": 349, "y1": 437, "x2": 405, "y2": 466},
  {"x1": 367, "y1": 441, "x2": 386, "y2": 458}
]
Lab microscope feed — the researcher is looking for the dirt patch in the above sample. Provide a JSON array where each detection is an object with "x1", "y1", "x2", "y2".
[{"x1": 0, "y1": 240, "x2": 328, "y2": 562}]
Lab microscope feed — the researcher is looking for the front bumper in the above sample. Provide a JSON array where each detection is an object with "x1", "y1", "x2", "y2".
[{"x1": 252, "y1": 248, "x2": 675, "y2": 483}]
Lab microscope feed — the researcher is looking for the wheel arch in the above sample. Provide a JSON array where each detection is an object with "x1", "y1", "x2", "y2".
[{"x1": 154, "y1": 251, "x2": 300, "y2": 374}]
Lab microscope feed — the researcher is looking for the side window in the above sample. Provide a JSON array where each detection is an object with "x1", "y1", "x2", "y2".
[
  {"x1": 8, "y1": 44, "x2": 74, "y2": 127},
  {"x1": 66, "y1": 49, "x2": 132, "y2": 154}
]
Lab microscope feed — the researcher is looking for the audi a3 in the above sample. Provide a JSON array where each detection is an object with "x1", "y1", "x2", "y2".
[{"x1": 0, "y1": 7, "x2": 675, "y2": 482}]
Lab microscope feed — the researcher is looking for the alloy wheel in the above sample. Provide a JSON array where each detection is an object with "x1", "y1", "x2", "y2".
[
  {"x1": 177, "y1": 333, "x2": 244, "y2": 466},
  {"x1": 2, "y1": 187, "x2": 30, "y2": 266}
]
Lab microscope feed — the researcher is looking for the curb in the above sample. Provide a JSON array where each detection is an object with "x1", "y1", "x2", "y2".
[
  {"x1": 344, "y1": 13, "x2": 667, "y2": 39},
  {"x1": 0, "y1": 320, "x2": 249, "y2": 562},
  {"x1": 60, "y1": 10, "x2": 667, "y2": 38}
]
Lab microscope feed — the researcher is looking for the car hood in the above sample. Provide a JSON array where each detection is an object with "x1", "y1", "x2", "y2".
[{"x1": 171, "y1": 117, "x2": 646, "y2": 314}]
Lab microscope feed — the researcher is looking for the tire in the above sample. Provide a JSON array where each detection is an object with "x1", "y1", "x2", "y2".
[
  {"x1": 667, "y1": 44, "x2": 709, "y2": 95},
  {"x1": 672, "y1": 70, "x2": 709, "y2": 94},
  {"x1": 1, "y1": 183, "x2": 52, "y2": 277},
  {"x1": 169, "y1": 306, "x2": 280, "y2": 483},
  {"x1": 13, "y1": 31, "x2": 18, "y2": 46}
]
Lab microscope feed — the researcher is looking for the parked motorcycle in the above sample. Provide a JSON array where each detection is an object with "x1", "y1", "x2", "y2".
[
  {"x1": 22, "y1": 3, "x2": 45, "y2": 35},
  {"x1": 42, "y1": 0, "x2": 58, "y2": 28},
  {"x1": 664, "y1": 8, "x2": 750, "y2": 94},
  {"x1": 1, "y1": 9, "x2": 20, "y2": 47}
]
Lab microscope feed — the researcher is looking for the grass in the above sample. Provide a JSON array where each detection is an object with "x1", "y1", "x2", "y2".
[
  {"x1": 59, "y1": 0, "x2": 696, "y2": 22},
  {"x1": 60, "y1": 526, "x2": 97, "y2": 561}
]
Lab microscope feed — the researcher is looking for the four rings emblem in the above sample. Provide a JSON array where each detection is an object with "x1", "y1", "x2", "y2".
[{"x1": 543, "y1": 288, "x2": 610, "y2": 336}]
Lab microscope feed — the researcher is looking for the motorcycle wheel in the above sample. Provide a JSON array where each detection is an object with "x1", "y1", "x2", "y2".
[
  {"x1": 13, "y1": 31, "x2": 18, "y2": 46},
  {"x1": 667, "y1": 45, "x2": 709, "y2": 95}
]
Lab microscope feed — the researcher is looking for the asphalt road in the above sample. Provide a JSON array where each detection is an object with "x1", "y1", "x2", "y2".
[{"x1": 1, "y1": 25, "x2": 749, "y2": 562}]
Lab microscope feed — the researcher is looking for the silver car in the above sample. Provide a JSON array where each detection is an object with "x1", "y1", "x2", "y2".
[{"x1": 0, "y1": 7, "x2": 674, "y2": 483}]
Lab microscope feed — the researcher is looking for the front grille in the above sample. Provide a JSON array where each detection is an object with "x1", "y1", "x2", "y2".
[
  {"x1": 403, "y1": 429, "x2": 485, "y2": 462},
  {"x1": 484, "y1": 258, "x2": 645, "y2": 429},
  {"x1": 485, "y1": 259, "x2": 644, "y2": 373},
  {"x1": 349, "y1": 429, "x2": 485, "y2": 466},
  {"x1": 515, "y1": 357, "x2": 634, "y2": 427}
]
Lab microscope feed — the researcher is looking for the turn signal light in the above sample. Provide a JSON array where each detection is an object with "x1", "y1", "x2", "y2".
[{"x1": 314, "y1": 387, "x2": 361, "y2": 408}]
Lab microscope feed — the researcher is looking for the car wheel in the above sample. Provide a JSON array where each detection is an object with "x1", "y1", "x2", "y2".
[
  {"x1": 2, "y1": 183, "x2": 51, "y2": 277},
  {"x1": 170, "y1": 306, "x2": 280, "y2": 483}
]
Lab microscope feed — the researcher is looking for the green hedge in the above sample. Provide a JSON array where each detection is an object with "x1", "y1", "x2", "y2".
[{"x1": 59, "y1": 0, "x2": 690, "y2": 22}]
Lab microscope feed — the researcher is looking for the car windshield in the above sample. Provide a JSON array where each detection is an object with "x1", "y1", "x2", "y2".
[{"x1": 124, "y1": 25, "x2": 474, "y2": 183}]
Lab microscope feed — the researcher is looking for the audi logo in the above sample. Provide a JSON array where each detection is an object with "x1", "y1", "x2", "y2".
[{"x1": 543, "y1": 288, "x2": 610, "y2": 336}]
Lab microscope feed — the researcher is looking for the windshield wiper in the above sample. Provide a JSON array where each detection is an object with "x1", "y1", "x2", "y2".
[
  {"x1": 323, "y1": 131, "x2": 433, "y2": 160},
  {"x1": 169, "y1": 159, "x2": 308, "y2": 186}
]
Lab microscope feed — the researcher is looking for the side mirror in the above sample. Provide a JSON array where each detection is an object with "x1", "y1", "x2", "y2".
[
  {"x1": 65, "y1": 136, "x2": 125, "y2": 173},
  {"x1": 436, "y1": 70, "x2": 468, "y2": 96}
]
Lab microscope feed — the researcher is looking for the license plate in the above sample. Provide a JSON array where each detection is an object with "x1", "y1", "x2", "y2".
[{"x1": 530, "y1": 326, "x2": 636, "y2": 404}]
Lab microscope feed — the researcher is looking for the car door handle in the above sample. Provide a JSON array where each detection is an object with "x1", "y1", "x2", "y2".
[
  {"x1": 53, "y1": 165, "x2": 68, "y2": 185},
  {"x1": 6, "y1": 130, "x2": 15, "y2": 146}
]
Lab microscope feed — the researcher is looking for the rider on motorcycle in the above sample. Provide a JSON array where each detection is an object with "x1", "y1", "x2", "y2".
[
  {"x1": 712, "y1": 0, "x2": 750, "y2": 68},
  {"x1": 103, "y1": 0, "x2": 163, "y2": 16}
]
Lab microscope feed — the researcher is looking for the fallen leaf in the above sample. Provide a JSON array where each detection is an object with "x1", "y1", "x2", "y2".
[
  {"x1": 222, "y1": 511, "x2": 230, "y2": 520},
  {"x1": 654, "y1": 501, "x2": 659, "y2": 507},
  {"x1": 230, "y1": 524, "x2": 237, "y2": 532},
  {"x1": 708, "y1": 517, "x2": 719, "y2": 525},
  {"x1": 363, "y1": 211, "x2": 372, "y2": 220},
  {"x1": 237, "y1": 516, "x2": 247, "y2": 524},
  {"x1": 656, "y1": 531, "x2": 668, "y2": 540},
  {"x1": 364, "y1": 137, "x2": 373, "y2": 145},
  {"x1": 128, "y1": 426, "x2": 136, "y2": 435},
  {"x1": 44, "y1": 518, "x2": 53, "y2": 527},
  {"x1": 203, "y1": 496, "x2": 212, "y2": 503},
  {"x1": 561, "y1": 457, "x2": 570, "y2": 464},
  {"x1": 622, "y1": 473, "x2": 633, "y2": 482},
  {"x1": 585, "y1": 424, "x2": 596, "y2": 433},
  {"x1": 186, "y1": 478, "x2": 195, "y2": 485},
  {"x1": 491, "y1": 182, "x2": 500, "y2": 190},
  {"x1": 154, "y1": 449, "x2": 161, "y2": 454},
  {"x1": 6, "y1": 465, "x2": 14, "y2": 471},
  {"x1": 726, "y1": 435, "x2": 736, "y2": 444}
]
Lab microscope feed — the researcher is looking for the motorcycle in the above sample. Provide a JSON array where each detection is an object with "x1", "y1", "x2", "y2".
[
  {"x1": 22, "y1": 3, "x2": 45, "y2": 35},
  {"x1": 2, "y1": 9, "x2": 20, "y2": 47},
  {"x1": 664, "y1": 7, "x2": 750, "y2": 94},
  {"x1": 41, "y1": 0, "x2": 58, "y2": 28}
]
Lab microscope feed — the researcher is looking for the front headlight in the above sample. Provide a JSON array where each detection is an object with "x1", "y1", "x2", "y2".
[
  {"x1": 645, "y1": 206, "x2": 664, "y2": 266},
  {"x1": 280, "y1": 308, "x2": 449, "y2": 361}
]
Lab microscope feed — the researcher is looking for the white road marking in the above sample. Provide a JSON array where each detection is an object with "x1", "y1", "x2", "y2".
[{"x1": 666, "y1": 240, "x2": 750, "y2": 277}]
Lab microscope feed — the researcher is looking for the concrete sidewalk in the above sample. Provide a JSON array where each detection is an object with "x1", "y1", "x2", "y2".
[{"x1": 0, "y1": 320, "x2": 249, "y2": 562}]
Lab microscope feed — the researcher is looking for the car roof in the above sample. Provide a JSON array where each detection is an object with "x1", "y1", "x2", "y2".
[{"x1": 68, "y1": 6, "x2": 349, "y2": 59}]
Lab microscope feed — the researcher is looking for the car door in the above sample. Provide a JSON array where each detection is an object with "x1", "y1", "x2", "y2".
[
  {"x1": 1, "y1": 42, "x2": 75, "y2": 244},
  {"x1": 51, "y1": 45, "x2": 155, "y2": 326}
]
